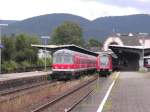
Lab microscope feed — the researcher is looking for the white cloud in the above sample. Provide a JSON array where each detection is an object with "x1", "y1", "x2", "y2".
[
  {"x1": 0, "y1": 0, "x2": 141, "y2": 20},
  {"x1": 137, "y1": 0, "x2": 150, "y2": 2}
]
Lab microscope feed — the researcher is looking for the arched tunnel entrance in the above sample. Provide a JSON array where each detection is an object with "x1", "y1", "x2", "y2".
[
  {"x1": 109, "y1": 45, "x2": 142, "y2": 71},
  {"x1": 109, "y1": 42, "x2": 118, "y2": 45},
  {"x1": 107, "y1": 42, "x2": 140, "y2": 71},
  {"x1": 117, "y1": 51, "x2": 140, "y2": 71}
]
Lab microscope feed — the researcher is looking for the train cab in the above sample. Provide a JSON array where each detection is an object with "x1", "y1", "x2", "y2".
[{"x1": 96, "y1": 53, "x2": 112, "y2": 76}]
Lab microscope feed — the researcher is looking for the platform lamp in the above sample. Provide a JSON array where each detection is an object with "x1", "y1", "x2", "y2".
[
  {"x1": 40, "y1": 36, "x2": 50, "y2": 71},
  {"x1": 0, "y1": 24, "x2": 8, "y2": 74}
]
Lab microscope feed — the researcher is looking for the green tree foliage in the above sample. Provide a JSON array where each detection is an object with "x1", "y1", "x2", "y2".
[
  {"x1": 2, "y1": 60, "x2": 18, "y2": 73},
  {"x1": 2, "y1": 37, "x2": 15, "y2": 61},
  {"x1": 2, "y1": 34, "x2": 40, "y2": 73},
  {"x1": 37, "y1": 58, "x2": 52, "y2": 67},
  {"x1": 51, "y1": 21, "x2": 84, "y2": 46},
  {"x1": 87, "y1": 38, "x2": 102, "y2": 48},
  {"x1": 15, "y1": 34, "x2": 40, "y2": 63}
]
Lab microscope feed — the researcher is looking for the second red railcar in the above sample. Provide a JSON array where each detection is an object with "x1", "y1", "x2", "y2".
[{"x1": 96, "y1": 53, "x2": 112, "y2": 76}]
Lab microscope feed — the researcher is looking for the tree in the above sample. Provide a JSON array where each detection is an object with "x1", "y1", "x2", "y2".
[
  {"x1": 15, "y1": 34, "x2": 40, "y2": 64},
  {"x1": 1, "y1": 34, "x2": 44, "y2": 73},
  {"x1": 2, "y1": 36, "x2": 16, "y2": 61},
  {"x1": 51, "y1": 21, "x2": 84, "y2": 46},
  {"x1": 87, "y1": 38, "x2": 101, "y2": 48}
]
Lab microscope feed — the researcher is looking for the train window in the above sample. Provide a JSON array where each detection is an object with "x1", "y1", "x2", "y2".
[
  {"x1": 63, "y1": 54, "x2": 73, "y2": 64},
  {"x1": 146, "y1": 59, "x2": 150, "y2": 65},
  {"x1": 53, "y1": 53, "x2": 63, "y2": 64},
  {"x1": 100, "y1": 55, "x2": 109, "y2": 66}
]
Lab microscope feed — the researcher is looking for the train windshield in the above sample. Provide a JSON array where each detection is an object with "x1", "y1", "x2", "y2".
[
  {"x1": 53, "y1": 53, "x2": 73, "y2": 64},
  {"x1": 63, "y1": 53, "x2": 73, "y2": 64},
  {"x1": 100, "y1": 55, "x2": 109, "y2": 66},
  {"x1": 53, "y1": 53, "x2": 63, "y2": 64}
]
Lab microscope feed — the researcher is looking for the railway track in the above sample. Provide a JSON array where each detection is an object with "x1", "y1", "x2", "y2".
[
  {"x1": 0, "y1": 80, "x2": 61, "y2": 107},
  {"x1": 31, "y1": 76, "x2": 97, "y2": 112}
]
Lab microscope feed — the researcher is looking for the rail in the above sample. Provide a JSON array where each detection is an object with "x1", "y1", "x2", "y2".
[{"x1": 31, "y1": 77, "x2": 97, "y2": 112}]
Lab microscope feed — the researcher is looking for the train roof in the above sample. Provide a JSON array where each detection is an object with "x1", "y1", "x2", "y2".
[
  {"x1": 53, "y1": 49, "x2": 74, "y2": 54},
  {"x1": 96, "y1": 51, "x2": 118, "y2": 58},
  {"x1": 31, "y1": 44, "x2": 98, "y2": 56}
]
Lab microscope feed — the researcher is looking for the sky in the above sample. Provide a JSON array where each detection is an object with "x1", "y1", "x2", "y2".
[{"x1": 0, "y1": 0, "x2": 150, "y2": 20}]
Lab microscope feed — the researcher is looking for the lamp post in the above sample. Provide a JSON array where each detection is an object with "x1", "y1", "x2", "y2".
[
  {"x1": 0, "y1": 24, "x2": 8, "y2": 74},
  {"x1": 41, "y1": 36, "x2": 50, "y2": 71}
]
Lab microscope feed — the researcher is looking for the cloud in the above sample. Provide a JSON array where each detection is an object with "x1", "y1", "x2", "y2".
[
  {"x1": 0, "y1": 0, "x2": 142, "y2": 20},
  {"x1": 96, "y1": 0, "x2": 150, "y2": 11},
  {"x1": 137, "y1": 0, "x2": 150, "y2": 3}
]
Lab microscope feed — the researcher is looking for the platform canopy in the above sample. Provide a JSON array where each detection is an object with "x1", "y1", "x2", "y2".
[
  {"x1": 109, "y1": 45, "x2": 150, "y2": 56},
  {"x1": 31, "y1": 44, "x2": 98, "y2": 56},
  {"x1": 109, "y1": 45, "x2": 150, "y2": 70}
]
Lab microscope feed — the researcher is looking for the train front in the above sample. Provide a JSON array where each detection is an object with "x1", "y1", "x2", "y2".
[
  {"x1": 52, "y1": 49, "x2": 75, "y2": 80},
  {"x1": 97, "y1": 54, "x2": 112, "y2": 76}
]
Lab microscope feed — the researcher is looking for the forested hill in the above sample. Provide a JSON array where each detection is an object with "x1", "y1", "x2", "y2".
[
  {"x1": 0, "y1": 20, "x2": 18, "y2": 25},
  {"x1": 2, "y1": 14, "x2": 150, "y2": 40}
]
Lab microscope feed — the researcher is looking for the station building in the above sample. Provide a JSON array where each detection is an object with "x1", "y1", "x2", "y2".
[{"x1": 103, "y1": 33, "x2": 150, "y2": 71}]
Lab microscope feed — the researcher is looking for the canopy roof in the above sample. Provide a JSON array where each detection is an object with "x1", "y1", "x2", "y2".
[
  {"x1": 31, "y1": 44, "x2": 98, "y2": 56},
  {"x1": 109, "y1": 45, "x2": 150, "y2": 56}
]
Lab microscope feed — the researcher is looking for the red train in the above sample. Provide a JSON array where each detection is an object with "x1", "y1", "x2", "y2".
[
  {"x1": 52, "y1": 49, "x2": 97, "y2": 80},
  {"x1": 96, "y1": 53, "x2": 113, "y2": 76},
  {"x1": 51, "y1": 48, "x2": 116, "y2": 79},
  {"x1": 144, "y1": 56, "x2": 150, "y2": 68},
  {"x1": 32, "y1": 44, "x2": 117, "y2": 79}
]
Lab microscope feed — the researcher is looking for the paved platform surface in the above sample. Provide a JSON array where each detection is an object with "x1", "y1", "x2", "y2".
[
  {"x1": 71, "y1": 72, "x2": 150, "y2": 112},
  {"x1": 0, "y1": 71, "x2": 52, "y2": 81},
  {"x1": 104, "y1": 72, "x2": 150, "y2": 112}
]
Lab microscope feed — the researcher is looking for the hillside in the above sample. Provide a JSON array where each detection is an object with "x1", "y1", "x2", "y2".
[
  {"x1": 2, "y1": 14, "x2": 150, "y2": 41},
  {"x1": 0, "y1": 20, "x2": 18, "y2": 25},
  {"x1": 3, "y1": 13, "x2": 91, "y2": 38}
]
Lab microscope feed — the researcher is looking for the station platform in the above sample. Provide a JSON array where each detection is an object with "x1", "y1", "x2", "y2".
[
  {"x1": 71, "y1": 72, "x2": 150, "y2": 112},
  {"x1": 0, "y1": 71, "x2": 52, "y2": 81},
  {"x1": 0, "y1": 71, "x2": 52, "y2": 91}
]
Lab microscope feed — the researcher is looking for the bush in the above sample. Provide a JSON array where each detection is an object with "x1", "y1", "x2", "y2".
[
  {"x1": 2, "y1": 60, "x2": 18, "y2": 73},
  {"x1": 37, "y1": 58, "x2": 52, "y2": 67},
  {"x1": 20, "y1": 61, "x2": 31, "y2": 71}
]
